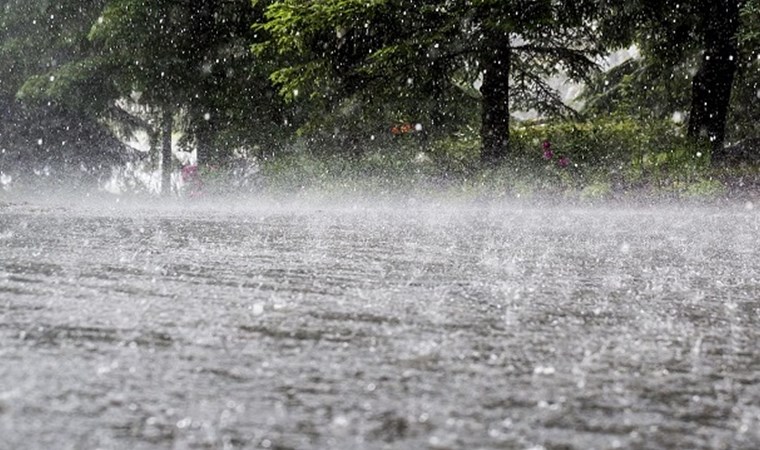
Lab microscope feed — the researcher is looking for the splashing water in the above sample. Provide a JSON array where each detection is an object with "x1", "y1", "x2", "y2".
[{"x1": 1, "y1": 198, "x2": 759, "y2": 449}]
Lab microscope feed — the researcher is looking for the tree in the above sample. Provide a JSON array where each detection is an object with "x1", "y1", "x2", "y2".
[
  {"x1": 727, "y1": 0, "x2": 760, "y2": 143},
  {"x1": 254, "y1": 0, "x2": 602, "y2": 165},
  {"x1": 88, "y1": 0, "x2": 290, "y2": 194},
  {"x1": 88, "y1": 0, "x2": 218, "y2": 195},
  {"x1": 687, "y1": 0, "x2": 742, "y2": 155},
  {"x1": 16, "y1": 0, "x2": 288, "y2": 195},
  {"x1": 0, "y1": 0, "x2": 129, "y2": 183},
  {"x1": 594, "y1": 0, "x2": 745, "y2": 155}
]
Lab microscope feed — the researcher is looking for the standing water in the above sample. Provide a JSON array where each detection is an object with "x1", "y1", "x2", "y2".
[{"x1": 1, "y1": 198, "x2": 759, "y2": 449}]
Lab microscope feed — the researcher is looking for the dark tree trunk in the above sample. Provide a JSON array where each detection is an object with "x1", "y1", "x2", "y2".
[
  {"x1": 688, "y1": 0, "x2": 741, "y2": 157},
  {"x1": 480, "y1": 30, "x2": 511, "y2": 165},
  {"x1": 161, "y1": 109, "x2": 173, "y2": 196},
  {"x1": 195, "y1": 121, "x2": 213, "y2": 167}
]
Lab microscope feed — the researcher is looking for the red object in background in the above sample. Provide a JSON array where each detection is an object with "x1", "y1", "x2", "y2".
[
  {"x1": 391, "y1": 122, "x2": 416, "y2": 136},
  {"x1": 181, "y1": 164, "x2": 199, "y2": 181},
  {"x1": 181, "y1": 164, "x2": 203, "y2": 197}
]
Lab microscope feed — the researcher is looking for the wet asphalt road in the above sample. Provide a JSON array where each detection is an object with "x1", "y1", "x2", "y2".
[{"x1": 1, "y1": 198, "x2": 760, "y2": 449}]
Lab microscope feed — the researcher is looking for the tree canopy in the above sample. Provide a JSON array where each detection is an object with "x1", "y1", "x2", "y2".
[
  {"x1": 3, "y1": 0, "x2": 289, "y2": 193},
  {"x1": 588, "y1": 0, "x2": 750, "y2": 155},
  {"x1": 0, "y1": 0, "x2": 127, "y2": 179},
  {"x1": 254, "y1": 0, "x2": 603, "y2": 163},
  {"x1": 1, "y1": 0, "x2": 759, "y2": 193}
]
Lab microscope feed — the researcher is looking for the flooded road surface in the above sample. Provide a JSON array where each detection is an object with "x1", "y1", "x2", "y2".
[{"x1": 1, "y1": 198, "x2": 759, "y2": 449}]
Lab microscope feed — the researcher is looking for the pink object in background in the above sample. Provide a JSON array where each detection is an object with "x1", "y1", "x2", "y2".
[{"x1": 181, "y1": 164, "x2": 203, "y2": 197}]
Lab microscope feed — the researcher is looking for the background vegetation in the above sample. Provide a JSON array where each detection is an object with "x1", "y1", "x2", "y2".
[{"x1": 0, "y1": 0, "x2": 757, "y2": 198}]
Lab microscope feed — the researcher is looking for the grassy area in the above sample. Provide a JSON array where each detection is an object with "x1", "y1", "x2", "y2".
[{"x1": 238, "y1": 117, "x2": 760, "y2": 203}]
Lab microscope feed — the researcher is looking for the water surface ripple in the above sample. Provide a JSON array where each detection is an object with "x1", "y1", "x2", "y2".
[{"x1": 1, "y1": 201, "x2": 759, "y2": 449}]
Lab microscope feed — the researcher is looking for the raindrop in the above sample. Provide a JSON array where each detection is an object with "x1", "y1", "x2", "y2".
[
  {"x1": 332, "y1": 416, "x2": 349, "y2": 427},
  {"x1": 533, "y1": 366, "x2": 555, "y2": 375}
]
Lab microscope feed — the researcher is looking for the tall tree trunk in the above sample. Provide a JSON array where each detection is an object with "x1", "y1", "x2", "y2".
[
  {"x1": 429, "y1": 61, "x2": 447, "y2": 132},
  {"x1": 161, "y1": 108, "x2": 173, "y2": 196},
  {"x1": 480, "y1": 30, "x2": 511, "y2": 165},
  {"x1": 195, "y1": 121, "x2": 213, "y2": 167},
  {"x1": 688, "y1": 0, "x2": 741, "y2": 158}
]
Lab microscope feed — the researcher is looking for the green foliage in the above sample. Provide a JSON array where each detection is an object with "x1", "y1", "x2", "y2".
[
  {"x1": 511, "y1": 118, "x2": 711, "y2": 182},
  {"x1": 258, "y1": 145, "x2": 444, "y2": 195},
  {"x1": 0, "y1": 0, "x2": 106, "y2": 97},
  {"x1": 86, "y1": 0, "x2": 244, "y2": 109},
  {"x1": 729, "y1": 0, "x2": 760, "y2": 141},
  {"x1": 424, "y1": 129, "x2": 482, "y2": 175},
  {"x1": 254, "y1": 0, "x2": 603, "y2": 158},
  {"x1": 19, "y1": 56, "x2": 117, "y2": 112},
  {"x1": 420, "y1": 117, "x2": 714, "y2": 198},
  {"x1": 581, "y1": 57, "x2": 693, "y2": 121},
  {"x1": 254, "y1": 115, "x2": 730, "y2": 201},
  {"x1": 1, "y1": 0, "x2": 757, "y2": 195},
  {"x1": 743, "y1": 0, "x2": 760, "y2": 44},
  {"x1": 591, "y1": 0, "x2": 753, "y2": 147},
  {"x1": 11, "y1": 0, "x2": 291, "y2": 168},
  {"x1": 681, "y1": 179, "x2": 726, "y2": 199},
  {"x1": 0, "y1": 0, "x2": 127, "y2": 177}
]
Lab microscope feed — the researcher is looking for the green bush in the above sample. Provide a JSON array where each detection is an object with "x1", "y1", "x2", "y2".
[
  {"x1": 509, "y1": 117, "x2": 713, "y2": 190},
  {"x1": 252, "y1": 116, "x2": 739, "y2": 200}
]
